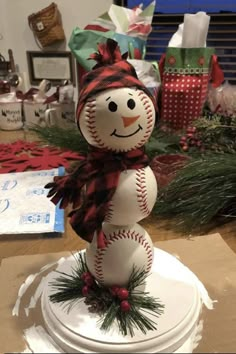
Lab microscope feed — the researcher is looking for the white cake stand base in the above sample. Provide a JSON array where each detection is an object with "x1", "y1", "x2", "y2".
[{"x1": 41, "y1": 248, "x2": 203, "y2": 353}]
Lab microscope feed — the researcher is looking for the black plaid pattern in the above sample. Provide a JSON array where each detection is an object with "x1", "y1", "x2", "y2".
[
  {"x1": 77, "y1": 59, "x2": 156, "y2": 118},
  {"x1": 45, "y1": 147, "x2": 149, "y2": 248}
]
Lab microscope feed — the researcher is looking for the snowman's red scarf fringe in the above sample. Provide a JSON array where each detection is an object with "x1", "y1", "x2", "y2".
[{"x1": 45, "y1": 147, "x2": 149, "y2": 248}]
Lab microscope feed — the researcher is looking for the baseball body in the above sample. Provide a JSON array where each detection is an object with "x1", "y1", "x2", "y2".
[
  {"x1": 105, "y1": 166, "x2": 157, "y2": 225},
  {"x1": 86, "y1": 223, "x2": 154, "y2": 287}
]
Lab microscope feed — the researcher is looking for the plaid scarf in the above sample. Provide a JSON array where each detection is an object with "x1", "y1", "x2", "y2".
[{"x1": 45, "y1": 147, "x2": 149, "y2": 248}]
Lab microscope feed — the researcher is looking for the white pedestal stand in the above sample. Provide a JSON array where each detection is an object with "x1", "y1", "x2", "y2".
[{"x1": 41, "y1": 247, "x2": 203, "y2": 353}]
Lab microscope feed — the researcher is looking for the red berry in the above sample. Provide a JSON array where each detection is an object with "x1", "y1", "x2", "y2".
[
  {"x1": 182, "y1": 145, "x2": 189, "y2": 151},
  {"x1": 187, "y1": 126, "x2": 196, "y2": 133},
  {"x1": 189, "y1": 139, "x2": 196, "y2": 146},
  {"x1": 81, "y1": 272, "x2": 91, "y2": 281},
  {"x1": 196, "y1": 141, "x2": 202, "y2": 147},
  {"x1": 84, "y1": 276, "x2": 94, "y2": 286},
  {"x1": 117, "y1": 288, "x2": 129, "y2": 300},
  {"x1": 180, "y1": 136, "x2": 187, "y2": 141},
  {"x1": 187, "y1": 133, "x2": 194, "y2": 138},
  {"x1": 82, "y1": 285, "x2": 89, "y2": 297},
  {"x1": 110, "y1": 285, "x2": 120, "y2": 296},
  {"x1": 120, "y1": 300, "x2": 131, "y2": 312}
]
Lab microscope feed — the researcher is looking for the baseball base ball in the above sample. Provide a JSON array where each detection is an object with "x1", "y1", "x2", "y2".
[{"x1": 86, "y1": 222, "x2": 154, "y2": 287}]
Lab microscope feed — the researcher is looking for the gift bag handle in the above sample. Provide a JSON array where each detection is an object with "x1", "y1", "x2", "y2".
[
  {"x1": 210, "y1": 54, "x2": 225, "y2": 88},
  {"x1": 158, "y1": 54, "x2": 166, "y2": 81}
]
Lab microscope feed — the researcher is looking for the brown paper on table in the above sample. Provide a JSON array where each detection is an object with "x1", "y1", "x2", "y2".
[{"x1": 0, "y1": 233, "x2": 236, "y2": 354}]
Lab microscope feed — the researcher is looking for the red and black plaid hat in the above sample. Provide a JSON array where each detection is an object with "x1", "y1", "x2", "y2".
[{"x1": 77, "y1": 39, "x2": 156, "y2": 119}]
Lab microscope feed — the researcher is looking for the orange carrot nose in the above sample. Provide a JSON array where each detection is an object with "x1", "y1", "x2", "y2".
[{"x1": 122, "y1": 115, "x2": 140, "y2": 127}]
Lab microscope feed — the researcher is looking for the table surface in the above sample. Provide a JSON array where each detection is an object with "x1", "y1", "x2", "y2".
[{"x1": 0, "y1": 129, "x2": 236, "y2": 263}]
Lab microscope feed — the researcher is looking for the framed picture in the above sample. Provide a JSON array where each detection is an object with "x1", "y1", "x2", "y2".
[{"x1": 26, "y1": 51, "x2": 76, "y2": 86}]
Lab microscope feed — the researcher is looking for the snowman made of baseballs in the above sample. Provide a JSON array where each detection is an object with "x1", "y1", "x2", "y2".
[{"x1": 79, "y1": 86, "x2": 157, "y2": 286}]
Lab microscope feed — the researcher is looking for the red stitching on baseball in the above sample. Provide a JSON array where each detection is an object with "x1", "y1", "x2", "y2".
[
  {"x1": 136, "y1": 169, "x2": 150, "y2": 216},
  {"x1": 85, "y1": 99, "x2": 105, "y2": 148},
  {"x1": 93, "y1": 228, "x2": 153, "y2": 284},
  {"x1": 105, "y1": 201, "x2": 114, "y2": 223},
  {"x1": 134, "y1": 91, "x2": 154, "y2": 149},
  {"x1": 94, "y1": 250, "x2": 105, "y2": 282},
  {"x1": 137, "y1": 91, "x2": 154, "y2": 144}
]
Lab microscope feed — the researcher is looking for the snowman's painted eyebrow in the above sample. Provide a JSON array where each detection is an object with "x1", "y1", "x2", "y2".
[
  {"x1": 106, "y1": 96, "x2": 111, "y2": 101},
  {"x1": 128, "y1": 93, "x2": 133, "y2": 96}
]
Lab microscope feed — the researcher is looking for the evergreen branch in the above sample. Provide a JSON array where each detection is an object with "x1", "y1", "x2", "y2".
[
  {"x1": 30, "y1": 125, "x2": 88, "y2": 154},
  {"x1": 127, "y1": 267, "x2": 150, "y2": 291},
  {"x1": 99, "y1": 302, "x2": 120, "y2": 331},
  {"x1": 154, "y1": 153, "x2": 236, "y2": 230},
  {"x1": 49, "y1": 255, "x2": 164, "y2": 336}
]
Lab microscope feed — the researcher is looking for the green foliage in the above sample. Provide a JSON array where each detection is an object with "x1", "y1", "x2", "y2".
[
  {"x1": 154, "y1": 153, "x2": 236, "y2": 230},
  {"x1": 30, "y1": 126, "x2": 88, "y2": 154},
  {"x1": 145, "y1": 126, "x2": 182, "y2": 158},
  {"x1": 32, "y1": 113, "x2": 236, "y2": 232},
  {"x1": 50, "y1": 252, "x2": 164, "y2": 337},
  {"x1": 194, "y1": 114, "x2": 236, "y2": 154}
]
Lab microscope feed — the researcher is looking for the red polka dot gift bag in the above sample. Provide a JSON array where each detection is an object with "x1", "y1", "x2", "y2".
[{"x1": 159, "y1": 47, "x2": 224, "y2": 130}]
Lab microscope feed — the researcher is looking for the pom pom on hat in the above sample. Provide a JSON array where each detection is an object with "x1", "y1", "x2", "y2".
[{"x1": 76, "y1": 39, "x2": 156, "y2": 120}]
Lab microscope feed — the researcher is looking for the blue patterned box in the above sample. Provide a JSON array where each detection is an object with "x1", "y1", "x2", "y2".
[{"x1": 0, "y1": 167, "x2": 64, "y2": 237}]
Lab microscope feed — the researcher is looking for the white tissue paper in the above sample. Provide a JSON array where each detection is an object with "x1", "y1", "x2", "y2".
[
  {"x1": 169, "y1": 11, "x2": 210, "y2": 48},
  {"x1": 0, "y1": 168, "x2": 64, "y2": 236},
  {"x1": 128, "y1": 59, "x2": 160, "y2": 88}
]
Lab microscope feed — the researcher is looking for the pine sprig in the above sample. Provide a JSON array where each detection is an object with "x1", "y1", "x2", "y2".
[
  {"x1": 194, "y1": 114, "x2": 236, "y2": 154},
  {"x1": 30, "y1": 125, "x2": 88, "y2": 154},
  {"x1": 154, "y1": 153, "x2": 236, "y2": 230},
  {"x1": 49, "y1": 253, "x2": 88, "y2": 307},
  {"x1": 49, "y1": 253, "x2": 164, "y2": 337},
  {"x1": 127, "y1": 267, "x2": 148, "y2": 291}
]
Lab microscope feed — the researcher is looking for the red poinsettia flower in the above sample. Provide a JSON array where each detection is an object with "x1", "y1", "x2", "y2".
[
  {"x1": 198, "y1": 56, "x2": 205, "y2": 66},
  {"x1": 168, "y1": 56, "x2": 176, "y2": 65}
]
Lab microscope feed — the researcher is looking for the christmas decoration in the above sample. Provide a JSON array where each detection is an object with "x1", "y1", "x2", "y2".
[
  {"x1": 31, "y1": 125, "x2": 89, "y2": 155},
  {"x1": 32, "y1": 123, "x2": 182, "y2": 159},
  {"x1": 50, "y1": 252, "x2": 164, "y2": 337},
  {"x1": 28, "y1": 18, "x2": 215, "y2": 352},
  {"x1": 158, "y1": 11, "x2": 224, "y2": 130},
  {"x1": 193, "y1": 113, "x2": 236, "y2": 154},
  {"x1": 33, "y1": 110, "x2": 236, "y2": 232},
  {"x1": 154, "y1": 153, "x2": 236, "y2": 231},
  {"x1": 44, "y1": 38, "x2": 165, "y2": 336},
  {"x1": 45, "y1": 39, "x2": 157, "y2": 250},
  {"x1": 0, "y1": 140, "x2": 82, "y2": 173}
]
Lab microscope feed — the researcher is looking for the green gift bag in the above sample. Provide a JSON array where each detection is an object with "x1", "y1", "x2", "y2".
[{"x1": 159, "y1": 47, "x2": 224, "y2": 130}]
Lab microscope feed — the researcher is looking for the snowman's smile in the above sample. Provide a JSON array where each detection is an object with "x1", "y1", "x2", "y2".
[{"x1": 110, "y1": 124, "x2": 143, "y2": 138}]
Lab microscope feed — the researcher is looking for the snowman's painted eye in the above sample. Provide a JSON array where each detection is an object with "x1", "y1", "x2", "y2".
[
  {"x1": 108, "y1": 101, "x2": 118, "y2": 112},
  {"x1": 127, "y1": 98, "x2": 136, "y2": 110}
]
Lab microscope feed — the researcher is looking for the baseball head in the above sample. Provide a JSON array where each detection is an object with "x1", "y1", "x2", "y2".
[
  {"x1": 85, "y1": 223, "x2": 154, "y2": 287},
  {"x1": 79, "y1": 87, "x2": 155, "y2": 152}
]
